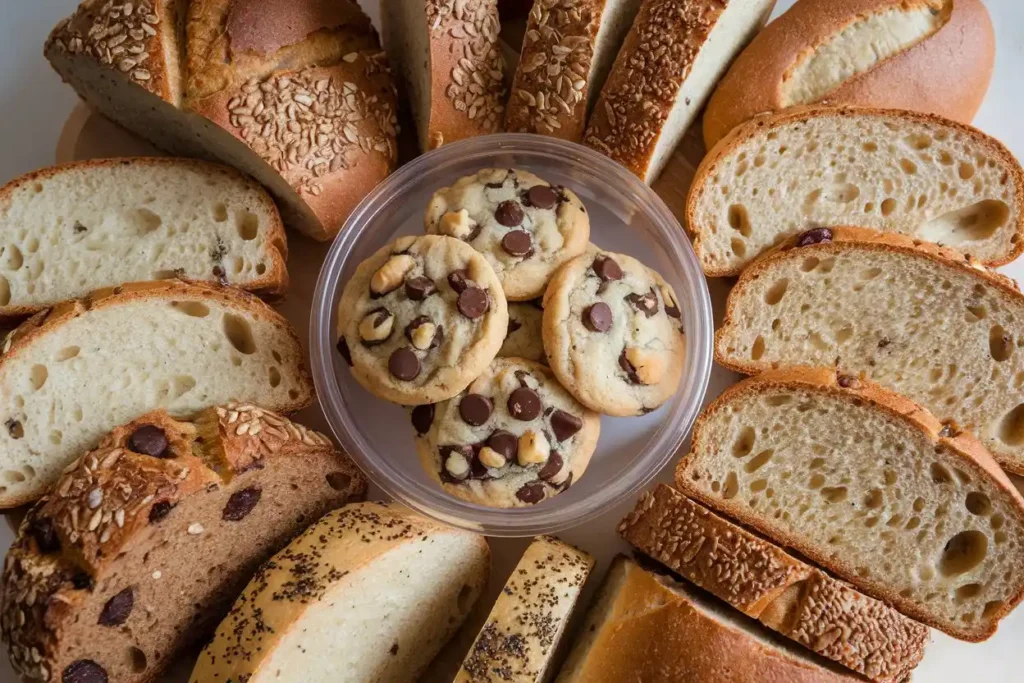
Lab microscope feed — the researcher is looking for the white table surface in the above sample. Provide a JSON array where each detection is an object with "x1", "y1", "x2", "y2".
[{"x1": 2, "y1": 1, "x2": 1024, "y2": 681}]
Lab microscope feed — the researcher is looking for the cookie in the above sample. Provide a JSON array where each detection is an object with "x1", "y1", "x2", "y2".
[
  {"x1": 336, "y1": 235, "x2": 508, "y2": 405},
  {"x1": 413, "y1": 358, "x2": 600, "y2": 508},
  {"x1": 424, "y1": 168, "x2": 590, "y2": 301},
  {"x1": 542, "y1": 250, "x2": 686, "y2": 416},
  {"x1": 498, "y1": 299, "x2": 545, "y2": 363}
]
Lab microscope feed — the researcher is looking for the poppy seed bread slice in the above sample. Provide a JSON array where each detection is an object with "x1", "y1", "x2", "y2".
[
  {"x1": 716, "y1": 227, "x2": 1024, "y2": 474},
  {"x1": 0, "y1": 280, "x2": 313, "y2": 507},
  {"x1": 675, "y1": 368, "x2": 1024, "y2": 641}
]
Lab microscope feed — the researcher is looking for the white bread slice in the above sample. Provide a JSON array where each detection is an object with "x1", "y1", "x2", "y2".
[
  {"x1": 675, "y1": 368, "x2": 1024, "y2": 641},
  {"x1": 190, "y1": 501, "x2": 490, "y2": 683},
  {"x1": 716, "y1": 227, "x2": 1024, "y2": 474},
  {"x1": 0, "y1": 158, "x2": 288, "y2": 318},
  {"x1": 0, "y1": 280, "x2": 312, "y2": 508},
  {"x1": 687, "y1": 106, "x2": 1024, "y2": 275}
]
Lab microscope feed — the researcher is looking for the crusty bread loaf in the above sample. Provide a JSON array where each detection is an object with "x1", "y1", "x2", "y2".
[
  {"x1": 190, "y1": 501, "x2": 490, "y2": 683},
  {"x1": 703, "y1": 0, "x2": 995, "y2": 149},
  {"x1": 0, "y1": 405, "x2": 366, "y2": 683},
  {"x1": 688, "y1": 106, "x2": 1024, "y2": 276},
  {"x1": 675, "y1": 368, "x2": 1024, "y2": 641},
  {"x1": 716, "y1": 227, "x2": 1024, "y2": 474},
  {"x1": 382, "y1": 0, "x2": 506, "y2": 151},
  {"x1": 0, "y1": 158, "x2": 288, "y2": 318},
  {"x1": 620, "y1": 484, "x2": 928, "y2": 682},
  {"x1": 582, "y1": 0, "x2": 776, "y2": 184},
  {"x1": 456, "y1": 535, "x2": 593, "y2": 682},
  {"x1": 555, "y1": 555, "x2": 862, "y2": 682},
  {"x1": 46, "y1": 0, "x2": 398, "y2": 241},
  {"x1": 0, "y1": 280, "x2": 313, "y2": 508}
]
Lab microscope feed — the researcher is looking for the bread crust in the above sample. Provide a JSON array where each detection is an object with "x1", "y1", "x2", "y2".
[{"x1": 702, "y1": 0, "x2": 995, "y2": 148}]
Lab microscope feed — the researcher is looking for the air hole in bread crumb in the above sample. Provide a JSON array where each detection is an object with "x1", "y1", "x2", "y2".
[
  {"x1": 919, "y1": 200, "x2": 1009, "y2": 244},
  {"x1": 289, "y1": 389, "x2": 300, "y2": 400},
  {"x1": 997, "y1": 404, "x2": 1024, "y2": 446},
  {"x1": 128, "y1": 647, "x2": 147, "y2": 673},
  {"x1": 745, "y1": 450, "x2": 774, "y2": 474},
  {"x1": 727, "y1": 205, "x2": 752, "y2": 236},
  {"x1": 862, "y1": 141, "x2": 878, "y2": 152},
  {"x1": 860, "y1": 267, "x2": 882, "y2": 280},
  {"x1": 223, "y1": 314, "x2": 256, "y2": 355},
  {"x1": 965, "y1": 305, "x2": 987, "y2": 323},
  {"x1": 959, "y1": 162, "x2": 976, "y2": 180},
  {"x1": 1, "y1": 470, "x2": 25, "y2": 484},
  {"x1": 931, "y1": 463, "x2": 955, "y2": 484},
  {"x1": 820, "y1": 486, "x2": 847, "y2": 504},
  {"x1": 171, "y1": 301, "x2": 211, "y2": 318},
  {"x1": 0, "y1": 275, "x2": 9, "y2": 307},
  {"x1": 710, "y1": 480, "x2": 720, "y2": 492},
  {"x1": 835, "y1": 325, "x2": 853, "y2": 344},
  {"x1": 732, "y1": 426, "x2": 756, "y2": 457},
  {"x1": 126, "y1": 208, "x2": 162, "y2": 236},
  {"x1": 880, "y1": 198, "x2": 897, "y2": 216},
  {"x1": 900, "y1": 158, "x2": 918, "y2": 175},
  {"x1": 256, "y1": 263, "x2": 267, "y2": 275},
  {"x1": 764, "y1": 279, "x2": 789, "y2": 305},
  {"x1": 213, "y1": 204, "x2": 228, "y2": 222},
  {"x1": 238, "y1": 213, "x2": 259, "y2": 241},
  {"x1": 906, "y1": 516, "x2": 921, "y2": 530},
  {"x1": 49, "y1": 430, "x2": 62, "y2": 445},
  {"x1": 800, "y1": 256, "x2": 819, "y2": 272},
  {"x1": 749, "y1": 478, "x2": 768, "y2": 493},
  {"x1": 269, "y1": 366, "x2": 281, "y2": 388},
  {"x1": 989, "y1": 325, "x2": 1012, "y2": 362},
  {"x1": 765, "y1": 394, "x2": 791, "y2": 407},
  {"x1": 750, "y1": 335, "x2": 765, "y2": 360},
  {"x1": 982, "y1": 600, "x2": 1005, "y2": 620},
  {"x1": 56, "y1": 346, "x2": 80, "y2": 362},
  {"x1": 864, "y1": 489, "x2": 884, "y2": 509},
  {"x1": 966, "y1": 492, "x2": 992, "y2": 516},
  {"x1": 29, "y1": 365, "x2": 47, "y2": 391},
  {"x1": 730, "y1": 238, "x2": 747, "y2": 258},
  {"x1": 939, "y1": 530, "x2": 988, "y2": 576},
  {"x1": 808, "y1": 473, "x2": 825, "y2": 490},
  {"x1": 722, "y1": 472, "x2": 738, "y2": 499}
]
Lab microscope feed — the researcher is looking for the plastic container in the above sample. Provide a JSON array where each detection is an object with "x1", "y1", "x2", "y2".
[{"x1": 310, "y1": 134, "x2": 713, "y2": 536}]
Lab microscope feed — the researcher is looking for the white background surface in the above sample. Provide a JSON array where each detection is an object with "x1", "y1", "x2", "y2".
[{"x1": 1, "y1": 1, "x2": 1024, "y2": 681}]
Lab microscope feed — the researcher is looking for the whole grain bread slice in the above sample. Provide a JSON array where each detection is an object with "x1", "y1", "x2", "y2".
[{"x1": 675, "y1": 367, "x2": 1024, "y2": 641}]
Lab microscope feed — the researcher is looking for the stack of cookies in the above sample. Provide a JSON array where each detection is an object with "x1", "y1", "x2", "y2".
[{"x1": 336, "y1": 168, "x2": 687, "y2": 507}]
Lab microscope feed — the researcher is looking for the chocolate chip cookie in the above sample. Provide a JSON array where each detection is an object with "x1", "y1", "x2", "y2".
[
  {"x1": 336, "y1": 235, "x2": 508, "y2": 405},
  {"x1": 498, "y1": 300, "x2": 545, "y2": 363},
  {"x1": 413, "y1": 358, "x2": 600, "y2": 508},
  {"x1": 542, "y1": 250, "x2": 686, "y2": 416},
  {"x1": 424, "y1": 168, "x2": 590, "y2": 301}
]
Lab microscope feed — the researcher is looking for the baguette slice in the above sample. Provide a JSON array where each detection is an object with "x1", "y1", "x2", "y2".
[
  {"x1": 0, "y1": 158, "x2": 288, "y2": 317},
  {"x1": 0, "y1": 280, "x2": 313, "y2": 507},
  {"x1": 675, "y1": 368, "x2": 1024, "y2": 640},
  {"x1": 1, "y1": 406, "x2": 365, "y2": 683},
  {"x1": 555, "y1": 555, "x2": 862, "y2": 682},
  {"x1": 190, "y1": 501, "x2": 490, "y2": 683},
  {"x1": 716, "y1": 227, "x2": 1024, "y2": 473},
  {"x1": 456, "y1": 535, "x2": 593, "y2": 682},
  {"x1": 688, "y1": 106, "x2": 1024, "y2": 275},
  {"x1": 620, "y1": 484, "x2": 928, "y2": 682}
]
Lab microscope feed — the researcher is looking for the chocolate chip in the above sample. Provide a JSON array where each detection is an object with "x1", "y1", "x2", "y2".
[
  {"x1": 513, "y1": 370, "x2": 532, "y2": 387},
  {"x1": 526, "y1": 185, "x2": 558, "y2": 209},
  {"x1": 487, "y1": 430, "x2": 518, "y2": 460},
  {"x1": 837, "y1": 374, "x2": 859, "y2": 389},
  {"x1": 98, "y1": 587, "x2": 134, "y2": 626},
  {"x1": 148, "y1": 501, "x2": 173, "y2": 523},
  {"x1": 223, "y1": 487, "x2": 262, "y2": 521},
  {"x1": 29, "y1": 517, "x2": 59, "y2": 554},
  {"x1": 583, "y1": 302, "x2": 613, "y2": 332},
  {"x1": 508, "y1": 387, "x2": 542, "y2": 421},
  {"x1": 796, "y1": 227, "x2": 834, "y2": 247},
  {"x1": 550, "y1": 410, "x2": 583, "y2": 442},
  {"x1": 128, "y1": 425, "x2": 169, "y2": 458},
  {"x1": 460, "y1": 394, "x2": 493, "y2": 426},
  {"x1": 592, "y1": 255, "x2": 623, "y2": 281},
  {"x1": 405, "y1": 316, "x2": 443, "y2": 349},
  {"x1": 626, "y1": 289, "x2": 659, "y2": 317},
  {"x1": 73, "y1": 221, "x2": 88, "y2": 234},
  {"x1": 389, "y1": 348, "x2": 421, "y2": 381},
  {"x1": 665, "y1": 298, "x2": 681, "y2": 320},
  {"x1": 507, "y1": 318, "x2": 522, "y2": 335},
  {"x1": 326, "y1": 472, "x2": 352, "y2": 491},
  {"x1": 495, "y1": 200, "x2": 524, "y2": 227},
  {"x1": 457, "y1": 287, "x2": 489, "y2": 319},
  {"x1": 63, "y1": 659, "x2": 108, "y2": 683},
  {"x1": 515, "y1": 481, "x2": 546, "y2": 504},
  {"x1": 411, "y1": 404, "x2": 435, "y2": 435},
  {"x1": 405, "y1": 276, "x2": 436, "y2": 301},
  {"x1": 619, "y1": 350, "x2": 641, "y2": 384},
  {"x1": 72, "y1": 572, "x2": 93, "y2": 591},
  {"x1": 501, "y1": 230, "x2": 533, "y2": 256},
  {"x1": 336, "y1": 337, "x2": 353, "y2": 366},
  {"x1": 538, "y1": 452, "x2": 564, "y2": 481},
  {"x1": 448, "y1": 269, "x2": 470, "y2": 293}
]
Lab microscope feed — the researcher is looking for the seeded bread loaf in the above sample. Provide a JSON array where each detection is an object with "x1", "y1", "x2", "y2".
[
  {"x1": 0, "y1": 158, "x2": 287, "y2": 318},
  {"x1": 0, "y1": 405, "x2": 366, "y2": 683},
  {"x1": 190, "y1": 501, "x2": 490, "y2": 683},
  {"x1": 716, "y1": 227, "x2": 1024, "y2": 474},
  {"x1": 383, "y1": 0, "x2": 506, "y2": 151},
  {"x1": 703, "y1": 0, "x2": 995, "y2": 149},
  {"x1": 0, "y1": 280, "x2": 313, "y2": 508},
  {"x1": 620, "y1": 484, "x2": 928, "y2": 682},
  {"x1": 582, "y1": 0, "x2": 776, "y2": 184},
  {"x1": 675, "y1": 368, "x2": 1024, "y2": 641},
  {"x1": 688, "y1": 106, "x2": 1024, "y2": 276},
  {"x1": 45, "y1": 0, "x2": 399, "y2": 241}
]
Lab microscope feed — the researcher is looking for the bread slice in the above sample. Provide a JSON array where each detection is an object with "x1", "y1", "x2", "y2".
[
  {"x1": 687, "y1": 106, "x2": 1024, "y2": 276},
  {"x1": 190, "y1": 501, "x2": 490, "y2": 683},
  {"x1": 456, "y1": 535, "x2": 593, "y2": 682},
  {"x1": 0, "y1": 158, "x2": 288, "y2": 317},
  {"x1": 620, "y1": 484, "x2": 928, "y2": 682},
  {"x1": 0, "y1": 405, "x2": 366, "y2": 683},
  {"x1": 555, "y1": 555, "x2": 862, "y2": 682},
  {"x1": 0, "y1": 280, "x2": 313, "y2": 507},
  {"x1": 675, "y1": 367, "x2": 1024, "y2": 641},
  {"x1": 716, "y1": 227, "x2": 1024, "y2": 474}
]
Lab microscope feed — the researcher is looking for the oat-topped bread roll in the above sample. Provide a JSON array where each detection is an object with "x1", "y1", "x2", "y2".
[
  {"x1": 0, "y1": 406, "x2": 366, "y2": 683},
  {"x1": 0, "y1": 280, "x2": 312, "y2": 507},
  {"x1": 456, "y1": 535, "x2": 593, "y2": 682},
  {"x1": 0, "y1": 158, "x2": 288, "y2": 318},
  {"x1": 45, "y1": 0, "x2": 398, "y2": 241},
  {"x1": 190, "y1": 501, "x2": 490, "y2": 683},
  {"x1": 383, "y1": 0, "x2": 506, "y2": 151}
]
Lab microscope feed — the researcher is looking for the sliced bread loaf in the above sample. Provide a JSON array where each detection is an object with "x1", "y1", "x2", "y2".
[
  {"x1": 716, "y1": 227, "x2": 1024, "y2": 473},
  {"x1": 0, "y1": 405, "x2": 366, "y2": 683},
  {"x1": 0, "y1": 158, "x2": 287, "y2": 317},
  {"x1": 0, "y1": 280, "x2": 312, "y2": 507},
  {"x1": 190, "y1": 501, "x2": 490, "y2": 683},
  {"x1": 687, "y1": 106, "x2": 1024, "y2": 275},
  {"x1": 620, "y1": 484, "x2": 928, "y2": 682},
  {"x1": 675, "y1": 368, "x2": 1024, "y2": 641}
]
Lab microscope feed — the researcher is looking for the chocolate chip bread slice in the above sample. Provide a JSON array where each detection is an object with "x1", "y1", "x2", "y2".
[
  {"x1": 620, "y1": 484, "x2": 928, "y2": 682},
  {"x1": 716, "y1": 227, "x2": 1024, "y2": 474},
  {"x1": 1, "y1": 405, "x2": 366, "y2": 683},
  {"x1": 0, "y1": 158, "x2": 288, "y2": 318},
  {"x1": 675, "y1": 367, "x2": 1024, "y2": 641},
  {"x1": 190, "y1": 501, "x2": 490, "y2": 683},
  {"x1": 0, "y1": 280, "x2": 313, "y2": 507}
]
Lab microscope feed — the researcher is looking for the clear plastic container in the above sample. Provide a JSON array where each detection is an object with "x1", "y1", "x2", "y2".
[{"x1": 310, "y1": 134, "x2": 713, "y2": 536}]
